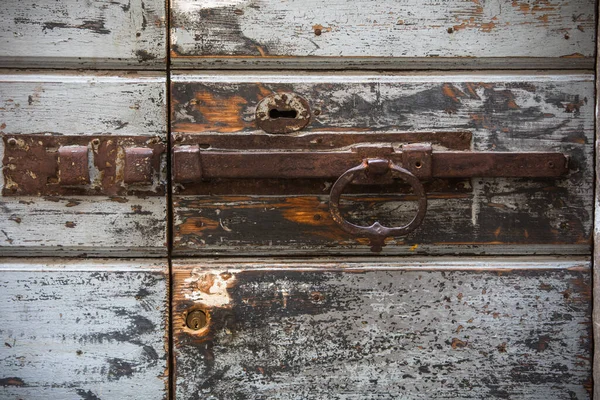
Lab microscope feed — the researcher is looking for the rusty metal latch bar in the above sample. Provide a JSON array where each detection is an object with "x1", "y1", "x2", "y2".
[
  {"x1": 171, "y1": 133, "x2": 569, "y2": 252},
  {"x1": 172, "y1": 143, "x2": 568, "y2": 182}
]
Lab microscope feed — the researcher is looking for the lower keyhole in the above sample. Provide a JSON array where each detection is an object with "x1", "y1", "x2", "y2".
[
  {"x1": 186, "y1": 309, "x2": 207, "y2": 331},
  {"x1": 269, "y1": 109, "x2": 298, "y2": 119}
]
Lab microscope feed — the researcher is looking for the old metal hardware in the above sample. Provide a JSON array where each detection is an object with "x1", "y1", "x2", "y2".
[
  {"x1": 58, "y1": 145, "x2": 90, "y2": 186},
  {"x1": 171, "y1": 131, "x2": 569, "y2": 251},
  {"x1": 172, "y1": 145, "x2": 202, "y2": 183},
  {"x1": 330, "y1": 159, "x2": 427, "y2": 252},
  {"x1": 171, "y1": 144, "x2": 568, "y2": 181},
  {"x1": 186, "y1": 309, "x2": 208, "y2": 331},
  {"x1": 255, "y1": 92, "x2": 311, "y2": 134},
  {"x1": 2, "y1": 134, "x2": 166, "y2": 196},
  {"x1": 123, "y1": 147, "x2": 156, "y2": 185}
]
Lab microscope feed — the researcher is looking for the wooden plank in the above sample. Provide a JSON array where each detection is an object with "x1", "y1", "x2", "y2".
[
  {"x1": 593, "y1": 15, "x2": 599, "y2": 399},
  {"x1": 170, "y1": 0, "x2": 596, "y2": 69},
  {"x1": 171, "y1": 72, "x2": 594, "y2": 256},
  {"x1": 0, "y1": 71, "x2": 168, "y2": 256},
  {"x1": 0, "y1": 258, "x2": 169, "y2": 399},
  {"x1": 172, "y1": 257, "x2": 592, "y2": 399},
  {"x1": 0, "y1": 0, "x2": 166, "y2": 69}
]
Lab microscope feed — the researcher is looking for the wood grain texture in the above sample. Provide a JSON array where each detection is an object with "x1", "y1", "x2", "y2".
[
  {"x1": 171, "y1": 0, "x2": 596, "y2": 69},
  {"x1": 0, "y1": 0, "x2": 166, "y2": 69},
  {"x1": 171, "y1": 72, "x2": 594, "y2": 256},
  {"x1": 593, "y1": 16, "x2": 599, "y2": 400},
  {"x1": 0, "y1": 71, "x2": 168, "y2": 256},
  {"x1": 172, "y1": 257, "x2": 592, "y2": 399},
  {"x1": 0, "y1": 258, "x2": 169, "y2": 400}
]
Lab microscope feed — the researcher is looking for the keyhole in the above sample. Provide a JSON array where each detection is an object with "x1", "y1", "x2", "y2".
[
  {"x1": 269, "y1": 109, "x2": 298, "y2": 119},
  {"x1": 186, "y1": 309, "x2": 207, "y2": 331}
]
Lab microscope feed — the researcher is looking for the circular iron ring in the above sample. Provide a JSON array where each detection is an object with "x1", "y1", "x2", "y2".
[{"x1": 329, "y1": 159, "x2": 427, "y2": 240}]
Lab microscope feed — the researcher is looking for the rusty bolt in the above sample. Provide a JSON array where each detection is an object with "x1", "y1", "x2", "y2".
[
  {"x1": 447, "y1": 27, "x2": 454, "y2": 34},
  {"x1": 314, "y1": 28, "x2": 322, "y2": 36},
  {"x1": 186, "y1": 310, "x2": 207, "y2": 330},
  {"x1": 7, "y1": 138, "x2": 17, "y2": 146}
]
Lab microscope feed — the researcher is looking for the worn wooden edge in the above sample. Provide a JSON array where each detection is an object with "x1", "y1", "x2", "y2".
[
  {"x1": 0, "y1": 69, "x2": 167, "y2": 82},
  {"x1": 170, "y1": 69, "x2": 595, "y2": 82},
  {"x1": 172, "y1": 244, "x2": 591, "y2": 257},
  {"x1": 0, "y1": 258, "x2": 168, "y2": 272},
  {"x1": 0, "y1": 247, "x2": 168, "y2": 258},
  {"x1": 0, "y1": 58, "x2": 167, "y2": 71},
  {"x1": 170, "y1": 56, "x2": 595, "y2": 71},
  {"x1": 171, "y1": 256, "x2": 591, "y2": 271},
  {"x1": 593, "y1": 12, "x2": 599, "y2": 399}
]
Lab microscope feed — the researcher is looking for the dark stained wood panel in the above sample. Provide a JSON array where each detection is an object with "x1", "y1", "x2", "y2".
[
  {"x1": 172, "y1": 258, "x2": 592, "y2": 399},
  {"x1": 171, "y1": 72, "x2": 594, "y2": 256},
  {"x1": 170, "y1": 0, "x2": 596, "y2": 69},
  {"x1": 0, "y1": 259, "x2": 169, "y2": 399}
]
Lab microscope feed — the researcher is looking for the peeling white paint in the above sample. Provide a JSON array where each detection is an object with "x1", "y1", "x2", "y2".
[{"x1": 184, "y1": 270, "x2": 238, "y2": 307}]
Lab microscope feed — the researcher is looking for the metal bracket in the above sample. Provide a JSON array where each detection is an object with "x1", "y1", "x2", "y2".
[{"x1": 2, "y1": 135, "x2": 166, "y2": 196}]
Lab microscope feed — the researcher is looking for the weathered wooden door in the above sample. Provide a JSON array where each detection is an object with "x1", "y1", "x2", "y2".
[{"x1": 1, "y1": 0, "x2": 598, "y2": 399}]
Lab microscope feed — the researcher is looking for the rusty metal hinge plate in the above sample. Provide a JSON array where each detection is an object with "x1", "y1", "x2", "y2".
[{"x1": 2, "y1": 135, "x2": 166, "y2": 196}]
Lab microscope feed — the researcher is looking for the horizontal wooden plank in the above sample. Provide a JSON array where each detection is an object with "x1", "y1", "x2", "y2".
[
  {"x1": 171, "y1": 72, "x2": 594, "y2": 256},
  {"x1": 0, "y1": 0, "x2": 166, "y2": 69},
  {"x1": 171, "y1": 0, "x2": 596, "y2": 69},
  {"x1": 0, "y1": 71, "x2": 167, "y2": 136},
  {"x1": 0, "y1": 258, "x2": 169, "y2": 399},
  {"x1": 0, "y1": 71, "x2": 167, "y2": 256},
  {"x1": 172, "y1": 257, "x2": 592, "y2": 399}
]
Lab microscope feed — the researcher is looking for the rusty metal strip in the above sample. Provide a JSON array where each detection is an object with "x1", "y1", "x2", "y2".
[
  {"x1": 2, "y1": 134, "x2": 166, "y2": 196},
  {"x1": 172, "y1": 148, "x2": 568, "y2": 182}
]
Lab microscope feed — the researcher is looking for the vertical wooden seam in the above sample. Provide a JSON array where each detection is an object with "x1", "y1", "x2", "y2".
[
  {"x1": 165, "y1": 0, "x2": 174, "y2": 398},
  {"x1": 593, "y1": 3, "x2": 599, "y2": 397}
]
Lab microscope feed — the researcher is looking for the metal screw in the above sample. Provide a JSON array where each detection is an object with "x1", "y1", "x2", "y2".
[
  {"x1": 7, "y1": 138, "x2": 17, "y2": 146},
  {"x1": 186, "y1": 310, "x2": 207, "y2": 330}
]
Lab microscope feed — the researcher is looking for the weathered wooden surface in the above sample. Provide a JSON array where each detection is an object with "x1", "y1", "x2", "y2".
[
  {"x1": 172, "y1": 257, "x2": 592, "y2": 399},
  {"x1": 592, "y1": 17, "x2": 599, "y2": 400},
  {"x1": 0, "y1": 71, "x2": 168, "y2": 256},
  {"x1": 0, "y1": 258, "x2": 169, "y2": 400},
  {"x1": 171, "y1": 72, "x2": 594, "y2": 256},
  {"x1": 0, "y1": 0, "x2": 166, "y2": 69},
  {"x1": 171, "y1": 0, "x2": 596, "y2": 69}
]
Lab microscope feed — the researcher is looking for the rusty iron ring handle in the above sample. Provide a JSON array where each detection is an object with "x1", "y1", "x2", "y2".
[{"x1": 329, "y1": 159, "x2": 427, "y2": 252}]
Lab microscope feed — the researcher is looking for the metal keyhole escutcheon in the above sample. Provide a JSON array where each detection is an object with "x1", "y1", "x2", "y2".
[
  {"x1": 255, "y1": 92, "x2": 311, "y2": 134},
  {"x1": 329, "y1": 159, "x2": 428, "y2": 252}
]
